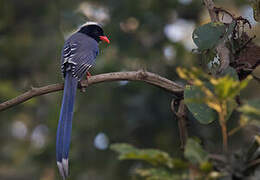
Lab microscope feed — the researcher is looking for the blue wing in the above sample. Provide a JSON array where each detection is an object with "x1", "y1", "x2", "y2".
[{"x1": 61, "y1": 34, "x2": 99, "y2": 80}]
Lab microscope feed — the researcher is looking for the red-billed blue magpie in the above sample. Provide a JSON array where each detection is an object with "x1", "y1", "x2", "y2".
[{"x1": 56, "y1": 22, "x2": 110, "y2": 179}]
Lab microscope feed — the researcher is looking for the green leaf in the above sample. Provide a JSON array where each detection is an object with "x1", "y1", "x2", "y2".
[
  {"x1": 171, "y1": 158, "x2": 189, "y2": 169},
  {"x1": 110, "y1": 143, "x2": 174, "y2": 168},
  {"x1": 221, "y1": 66, "x2": 239, "y2": 81},
  {"x1": 211, "y1": 75, "x2": 252, "y2": 100},
  {"x1": 192, "y1": 22, "x2": 226, "y2": 51},
  {"x1": 200, "y1": 161, "x2": 213, "y2": 172},
  {"x1": 184, "y1": 139, "x2": 208, "y2": 165},
  {"x1": 216, "y1": 73, "x2": 239, "y2": 121},
  {"x1": 135, "y1": 168, "x2": 183, "y2": 180},
  {"x1": 226, "y1": 99, "x2": 238, "y2": 121},
  {"x1": 184, "y1": 85, "x2": 217, "y2": 124},
  {"x1": 238, "y1": 99, "x2": 260, "y2": 120}
]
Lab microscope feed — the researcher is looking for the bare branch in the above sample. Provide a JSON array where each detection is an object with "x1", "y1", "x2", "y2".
[
  {"x1": 0, "y1": 70, "x2": 184, "y2": 112},
  {"x1": 171, "y1": 99, "x2": 188, "y2": 150}
]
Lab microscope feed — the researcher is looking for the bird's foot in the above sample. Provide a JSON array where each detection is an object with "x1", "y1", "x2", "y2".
[
  {"x1": 79, "y1": 81, "x2": 86, "y2": 93},
  {"x1": 79, "y1": 72, "x2": 92, "y2": 93}
]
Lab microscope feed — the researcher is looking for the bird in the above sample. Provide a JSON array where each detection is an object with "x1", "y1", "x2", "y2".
[{"x1": 56, "y1": 22, "x2": 110, "y2": 179}]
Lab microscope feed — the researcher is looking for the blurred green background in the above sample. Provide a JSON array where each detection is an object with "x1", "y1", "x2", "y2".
[{"x1": 0, "y1": 0, "x2": 259, "y2": 179}]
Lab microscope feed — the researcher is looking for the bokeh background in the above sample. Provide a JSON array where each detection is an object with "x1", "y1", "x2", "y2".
[{"x1": 0, "y1": 0, "x2": 259, "y2": 179}]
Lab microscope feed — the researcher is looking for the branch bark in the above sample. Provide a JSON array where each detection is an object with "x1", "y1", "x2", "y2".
[{"x1": 0, "y1": 70, "x2": 184, "y2": 112}]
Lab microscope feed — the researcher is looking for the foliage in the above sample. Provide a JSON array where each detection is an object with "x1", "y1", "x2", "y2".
[
  {"x1": 184, "y1": 85, "x2": 217, "y2": 124},
  {"x1": 192, "y1": 22, "x2": 226, "y2": 51},
  {"x1": 184, "y1": 139, "x2": 208, "y2": 165},
  {"x1": 135, "y1": 168, "x2": 183, "y2": 180},
  {"x1": 110, "y1": 143, "x2": 176, "y2": 168},
  {"x1": 178, "y1": 67, "x2": 251, "y2": 122},
  {"x1": 111, "y1": 66, "x2": 259, "y2": 179},
  {"x1": 111, "y1": 1, "x2": 260, "y2": 179},
  {"x1": 238, "y1": 99, "x2": 260, "y2": 120},
  {"x1": 111, "y1": 139, "x2": 218, "y2": 180}
]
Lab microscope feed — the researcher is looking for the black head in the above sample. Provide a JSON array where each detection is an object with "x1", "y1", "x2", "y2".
[{"x1": 78, "y1": 22, "x2": 109, "y2": 43}]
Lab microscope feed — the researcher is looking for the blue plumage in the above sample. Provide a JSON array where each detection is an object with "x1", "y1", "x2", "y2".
[
  {"x1": 56, "y1": 22, "x2": 109, "y2": 179},
  {"x1": 56, "y1": 71, "x2": 78, "y2": 179}
]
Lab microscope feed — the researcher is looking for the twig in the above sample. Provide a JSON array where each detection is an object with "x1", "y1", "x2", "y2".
[
  {"x1": 218, "y1": 105, "x2": 228, "y2": 153},
  {"x1": 0, "y1": 70, "x2": 184, "y2": 112},
  {"x1": 246, "y1": 158, "x2": 260, "y2": 169},
  {"x1": 220, "y1": 119, "x2": 228, "y2": 153},
  {"x1": 235, "y1": 35, "x2": 256, "y2": 54},
  {"x1": 214, "y1": 7, "x2": 235, "y2": 20},
  {"x1": 228, "y1": 125, "x2": 246, "y2": 136},
  {"x1": 171, "y1": 99, "x2": 188, "y2": 150},
  {"x1": 209, "y1": 153, "x2": 227, "y2": 163},
  {"x1": 252, "y1": 74, "x2": 260, "y2": 83}
]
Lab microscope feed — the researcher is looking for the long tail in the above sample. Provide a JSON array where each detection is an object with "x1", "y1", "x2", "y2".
[{"x1": 56, "y1": 71, "x2": 78, "y2": 179}]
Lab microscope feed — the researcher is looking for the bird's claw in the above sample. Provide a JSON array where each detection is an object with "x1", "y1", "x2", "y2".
[
  {"x1": 79, "y1": 72, "x2": 91, "y2": 92},
  {"x1": 79, "y1": 81, "x2": 87, "y2": 92}
]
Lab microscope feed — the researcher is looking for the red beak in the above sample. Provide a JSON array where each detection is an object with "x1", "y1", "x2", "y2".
[{"x1": 99, "y1": 36, "x2": 110, "y2": 44}]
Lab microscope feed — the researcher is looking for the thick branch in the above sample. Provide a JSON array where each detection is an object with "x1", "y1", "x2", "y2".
[{"x1": 0, "y1": 70, "x2": 184, "y2": 112}]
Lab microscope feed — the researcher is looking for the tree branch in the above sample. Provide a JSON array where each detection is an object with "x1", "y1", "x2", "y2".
[
  {"x1": 0, "y1": 70, "x2": 184, "y2": 112},
  {"x1": 171, "y1": 99, "x2": 188, "y2": 150}
]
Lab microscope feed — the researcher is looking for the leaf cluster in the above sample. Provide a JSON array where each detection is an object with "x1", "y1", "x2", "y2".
[{"x1": 111, "y1": 139, "x2": 220, "y2": 180}]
